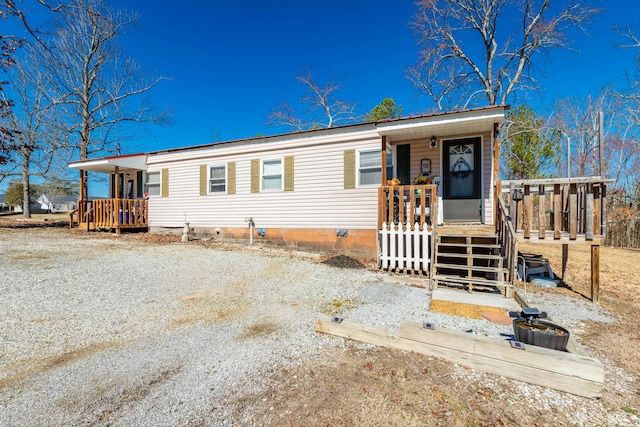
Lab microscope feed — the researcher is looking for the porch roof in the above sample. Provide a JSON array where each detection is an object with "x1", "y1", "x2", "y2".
[
  {"x1": 376, "y1": 106, "x2": 507, "y2": 143},
  {"x1": 68, "y1": 154, "x2": 148, "y2": 174}
]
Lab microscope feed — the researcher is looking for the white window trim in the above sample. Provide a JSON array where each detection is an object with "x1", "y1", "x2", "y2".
[
  {"x1": 208, "y1": 164, "x2": 227, "y2": 194},
  {"x1": 261, "y1": 158, "x2": 283, "y2": 191},
  {"x1": 145, "y1": 171, "x2": 161, "y2": 197},
  {"x1": 386, "y1": 146, "x2": 394, "y2": 181},
  {"x1": 357, "y1": 149, "x2": 383, "y2": 187}
]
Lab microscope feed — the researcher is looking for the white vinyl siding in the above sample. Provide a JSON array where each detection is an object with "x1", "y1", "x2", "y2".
[
  {"x1": 145, "y1": 129, "x2": 382, "y2": 229},
  {"x1": 146, "y1": 171, "x2": 161, "y2": 196},
  {"x1": 358, "y1": 150, "x2": 382, "y2": 187},
  {"x1": 142, "y1": 108, "x2": 504, "y2": 229},
  {"x1": 262, "y1": 159, "x2": 282, "y2": 191},
  {"x1": 482, "y1": 134, "x2": 494, "y2": 225},
  {"x1": 209, "y1": 165, "x2": 226, "y2": 193}
]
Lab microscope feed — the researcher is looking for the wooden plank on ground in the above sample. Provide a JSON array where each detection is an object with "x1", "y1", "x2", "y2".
[
  {"x1": 399, "y1": 321, "x2": 603, "y2": 382},
  {"x1": 314, "y1": 315, "x2": 603, "y2": 398}
]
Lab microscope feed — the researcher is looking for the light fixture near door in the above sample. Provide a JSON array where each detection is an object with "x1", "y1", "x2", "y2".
[{"x1": 430, "y1": 135, "x2": 437, "y2": 148}]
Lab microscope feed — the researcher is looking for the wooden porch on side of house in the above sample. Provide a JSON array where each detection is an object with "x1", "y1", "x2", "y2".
[{"x1": 69, "y1": 198, "x2": 148, "y2": 233}]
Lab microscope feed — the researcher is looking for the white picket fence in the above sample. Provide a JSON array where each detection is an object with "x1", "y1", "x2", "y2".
[{"x1": 378, "y1": 221, "x2": 433, "y2": 274}]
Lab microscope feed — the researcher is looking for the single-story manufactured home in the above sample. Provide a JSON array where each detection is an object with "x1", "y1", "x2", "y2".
[{"x1": 69, "y1": 105, "x2": 611, "y2": 298}]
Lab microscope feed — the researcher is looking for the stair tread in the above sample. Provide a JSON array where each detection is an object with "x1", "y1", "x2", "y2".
[
  {"x1": 433, "y1": 275, "x2": 512, "y2": 287},
  {"x1": 434, "y1": 263, "x2": 507, "y2": 273},
  {"x1": 436, "y1": 253, "x2": 502, "y2": 260},
  {"x1": 436, "y1": 242, "x2": 501, "y2": 249}
]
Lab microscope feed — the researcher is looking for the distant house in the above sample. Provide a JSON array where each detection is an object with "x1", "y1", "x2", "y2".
[
  {"x1": 36, "y1": 194, "x2": 53, "y2": 212},
  {"x1": 51, "y1": 195, "x2": 78, "y2": 212},
  {"x1": 34, "y1": 194, "x2": 78, "y2": 212},
  {"x1": 0, "y1": 193, "x2": 11, "y2": 211}
]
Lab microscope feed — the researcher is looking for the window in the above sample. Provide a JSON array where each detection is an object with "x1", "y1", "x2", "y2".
[
  {"x1": 209, "y1": 165, "x2": 226, "y2": 193},
  {"x1": 262, "y1": 159, "x2": 282, "y2": 190},
  {"x1": 386, "y1": 148, "x2": 393, "y2": 182},
  {"x1": 146, "y1": 171, "x2": 161, "y2": 196},
  {"x1": 358, "y1": 150, "x2": 383, "y2": 186}
]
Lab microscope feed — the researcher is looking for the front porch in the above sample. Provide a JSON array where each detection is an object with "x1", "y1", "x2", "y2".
[
  {"x1": 70, "y1": 198, "x2": 148, "y2": 232},
  {"x1": 68, "y1": 154, "x2": 149, "y2": 233},
  {"x1": 378, "y1": 177, "x2": 612, "y2": 301}
]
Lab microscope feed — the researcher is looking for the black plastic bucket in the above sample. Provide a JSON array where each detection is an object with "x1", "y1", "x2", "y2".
[{"x1": 513, "y1": 319, "x2": 570, "y2": 351}]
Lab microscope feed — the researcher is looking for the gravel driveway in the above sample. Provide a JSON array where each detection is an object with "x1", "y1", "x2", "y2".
[
  {"x1": 2, "y1": 228, "x2": 630, "y2": 427},
  {"x1": 0, "y1": 229, "x2": 436, "y2": 426}
]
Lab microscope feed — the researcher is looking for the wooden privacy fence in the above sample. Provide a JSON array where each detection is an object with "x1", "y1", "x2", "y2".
[
  {"x1": 502, "y1": 177, "x2": 612, "y2": 242},
  {"x1": 378, "y1": 184, "x2": 438, "y2": 274}
]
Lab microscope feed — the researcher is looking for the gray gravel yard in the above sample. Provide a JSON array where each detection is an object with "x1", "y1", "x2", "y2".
[
  {"x1": 1, "y1": 228, "x2": 637, "y2": 427},
  {"x1": 0, "y1": 229, "x2": 433, "y2": 426}
]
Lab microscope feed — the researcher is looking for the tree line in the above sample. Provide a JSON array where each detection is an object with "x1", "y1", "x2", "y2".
[{"x1": 0, "y1": 0, "x2": 170, "y2": 217}]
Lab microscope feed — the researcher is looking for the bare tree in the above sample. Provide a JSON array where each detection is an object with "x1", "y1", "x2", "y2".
[
  {"x1": 610, "y1": 25, "x2": 640, "y2": 207},
  {"x1": 550, "y1": 94, "x2": 611, "y2": 178},
  {"x1": 407, "y1": 0, "x2": 599, "y2": 110},
  {"x1": 0, "y1": 2, "x2": 25, "y2": 164},
  {"x1": 0, "y1": 43, "x2": 66, "y2": 217},
  {"x1": 42, "y1": 0, "x2": 170, "y2": 161},
  {"x1": 268, "y1": 66, "x2": 357, "y2": 130}
]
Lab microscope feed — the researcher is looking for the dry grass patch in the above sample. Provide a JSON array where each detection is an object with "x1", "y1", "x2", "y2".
[{"x1": 239, "y1": 320, "x2": 280, "y2": 340}]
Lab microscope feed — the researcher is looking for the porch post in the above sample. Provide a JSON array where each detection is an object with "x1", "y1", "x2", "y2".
[
  {"x1": 493, "y1": 123, "x2": 500, "y2": 227},
  {"x1": 114, "y1": 166, "x2": 120, "y2": 200},
  {"x1": 381, "y1": 135, "x2": 387, "y2": 184},
  {"x1": 561, "y1": 243, "x2": 568, "y2": 283},
  {"x1": 79, "y1": 169, "x2": 85, "y2": 202},
  {"x1": 591, "y1": 244, "x2": 600, "y2": 304}
]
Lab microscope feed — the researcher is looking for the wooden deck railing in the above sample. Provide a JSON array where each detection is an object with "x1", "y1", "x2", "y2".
[
  {"x1": 496, "y1": 195, "x2": 518, "y2": 284},
  {"x1": 378, "y1": 184, "x2": 438, "y2": 230},
  {"x1": 70, "y1": 198, "x2": 148, "y2": 230},
  {"x1": 502, "y1": 177, "x2": 613, "y2": 242}
]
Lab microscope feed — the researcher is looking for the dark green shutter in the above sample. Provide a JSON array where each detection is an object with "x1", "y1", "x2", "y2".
[{"x1": 136, "y1": 171, "x2": 143, "y2": 197}]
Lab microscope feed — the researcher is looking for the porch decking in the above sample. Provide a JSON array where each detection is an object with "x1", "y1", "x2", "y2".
[{"x1": 70, "y1": 199, "x2": 148, "y2": 233}]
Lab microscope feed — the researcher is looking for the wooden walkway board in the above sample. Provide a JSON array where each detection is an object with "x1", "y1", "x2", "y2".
[{"x1": 315, "y1": 315, "x2": 604, "y2": 399}]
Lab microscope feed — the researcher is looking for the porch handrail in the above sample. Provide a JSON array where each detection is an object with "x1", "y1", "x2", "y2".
[
  {"x1": 69, "y1": 207, "x2": 79, "y2": 228},
  {"x1": 501, "y1": 177, "x2": 612, "y2": 241},
  {"x1": 92, "y1": 198, "x2": 148, "y2": 229},
  {"x1": 497, "y1": 195, "x2": 518, "y2": 284},
  {"x1": 378, "y1": 184, "x2": 437, "y2": 231},
  {"x1": 70, "y1": 198, "x2": 148, "y2": 230}
]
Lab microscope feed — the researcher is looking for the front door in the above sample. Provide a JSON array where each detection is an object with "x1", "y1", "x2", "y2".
[{"x1": 442, "y1": 137, "x2": 482, "y2": 222}]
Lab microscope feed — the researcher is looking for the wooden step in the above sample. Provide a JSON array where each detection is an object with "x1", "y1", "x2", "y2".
[
  {"x1": 431, "y1": 274, "x2": 513, "y2": 297},
  {"x1": 434, "y1": 263, "x2": 507, "y2": 274},
  {"x1": 437, "y1": 225, "x2": 495, "y2": 236},
  {"x1": 438, "y1": 235, "x2": 499, "y2": 242},
  {"x1": 436, "y1": 242, "x2": 501, "y2": 250},
  {"x1": 432, "y1": 274, "x2": 510, "y2": 287},
  {"x1": 435, "y1": 252, "x2": 503, "y2": 261}
]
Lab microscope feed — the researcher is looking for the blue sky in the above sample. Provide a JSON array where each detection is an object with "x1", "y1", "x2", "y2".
[{"x1": 103, "y1": 1, "x2": 639, "y2": 156}]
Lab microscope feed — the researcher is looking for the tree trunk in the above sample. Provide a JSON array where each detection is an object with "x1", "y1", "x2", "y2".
[{"x1": 21, "y1": 152, "x2": 31, "y2": 218}]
